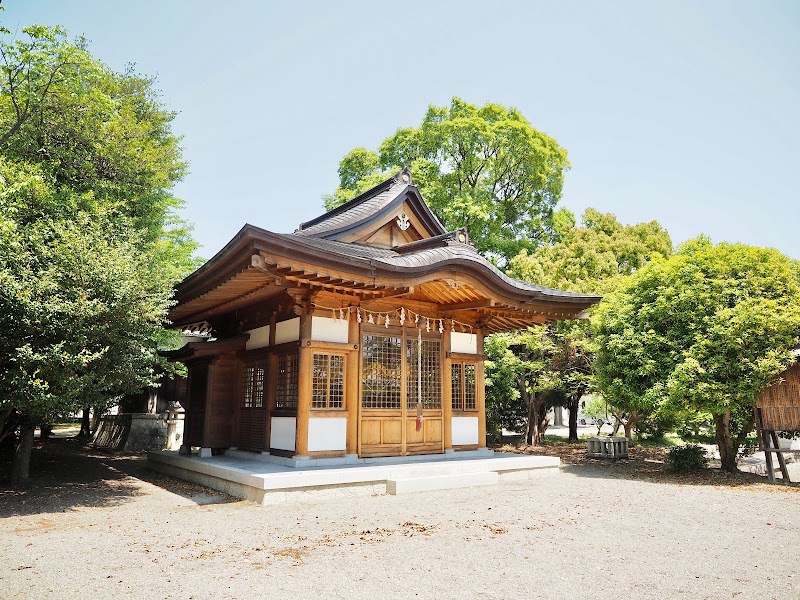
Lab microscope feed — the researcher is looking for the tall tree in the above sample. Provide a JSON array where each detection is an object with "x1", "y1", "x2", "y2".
[
  {"x1": 594, "y1": 238, "x2": 800, "y2": 471},
  {"x1": 0, "y1": 26, "x2": 197, "y2": 488},
  {"x1": 489, "y1": 209, "x2": 672, "y2": 441},
  {"x1": 508, "y1": 207, "x2": 672, "y2": 295},
  {"x1": 0, "y1": 25, "x2": 197, "y2": 269},
  {"x1": 326, "y1": 98, "x2": 570, "y2": 264}
]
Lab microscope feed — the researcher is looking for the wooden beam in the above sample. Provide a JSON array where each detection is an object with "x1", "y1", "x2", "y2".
[
  {"x1": 178, "y1": 282, "x2": 284, "y2": 324},
  {"x1": 374, "y1": 286, "x2": 415, "y2": 299},
  {"x1": 438, "y1": 299, "x2": 495, "y2": 314}
]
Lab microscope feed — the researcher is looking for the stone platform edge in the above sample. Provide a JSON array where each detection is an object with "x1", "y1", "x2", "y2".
[{"x1": 147, "y1": 451, "x2": 560, "y2": 505}]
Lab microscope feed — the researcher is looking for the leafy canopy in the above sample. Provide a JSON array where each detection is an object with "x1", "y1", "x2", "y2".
[
  {"x1": 594, "y1": 238, "x2": 800, "y2": 467},
  {"x1": 484, "y1": 209, "x2": 672, "y2": 440},
  {"x1": 507, "y1": 208, "x2": 672, "y2": 295},
  {"x1": 0, "y1": 25, "x2": 198, "y2": 277},
  {"x1": 0, "y1": 25, "x2": 196, "y2": 427},
  {"x1": 326, "y1": 98, "x2": 570, "y2": 264}
]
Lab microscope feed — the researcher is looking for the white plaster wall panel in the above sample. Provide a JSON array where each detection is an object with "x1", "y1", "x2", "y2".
[
  {"x1": 244, "y1": 325, "x2": 270, "y2": 350},
  {"x1": 270, "y1": 417, "x2": 296, "y2": 451},
  {"x1": 307, "y1": 418, "x2": 347, "y2": 452},
  {"x1": 311, "y1": 316, "x2": 349, "y2": 344},
  {"x1": 451, "y1": 332, "x2": 478, "y2": 354},
  {"x1": 452, "y1": 416, "x2": 479, "y2": 445},
  {"x1": 274, "y1": 317, "x2": 300, "y2": 345}
]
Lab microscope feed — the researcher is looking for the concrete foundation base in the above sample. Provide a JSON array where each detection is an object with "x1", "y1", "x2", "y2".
[{"x1": 147, "y1": 450, "x2": 560, "y2": 505}]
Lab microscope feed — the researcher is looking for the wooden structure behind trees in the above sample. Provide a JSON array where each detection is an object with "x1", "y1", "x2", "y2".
[
  {"x1": 755, "y1": 361, "x2": 800, "y2": 483},
  {"x1": 165, "y1": 169, "x2": 600, "y2": 463}
]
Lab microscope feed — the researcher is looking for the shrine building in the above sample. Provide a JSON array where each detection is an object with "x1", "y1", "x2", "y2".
[{"x1": 166, "y1": 168, "x2": 600, "y2": 462}]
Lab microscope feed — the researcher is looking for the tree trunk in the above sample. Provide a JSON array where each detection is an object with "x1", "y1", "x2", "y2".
[
  {"x1": 0, "y1": 406, "x2": 13, "y2": 444},
  {"x1": 90, "y1": 407, "x2": 102, "y2": 436},
  {"x1": 567, "y1": 395, "x2": 579, "y2": 441},
  {"x1": 11, "y1": 418, "x2": 35, "y2": 489},
  {"x1": 40, "y1": 423, "x2": 52, "y2": 442},
  {"x1": 538, "y1": 401, "x2": 550, "y2": 439},
  {"x1": 714, "y1": 410, "x2": 738, "y2": 472},
  {"x1": 623, "y1": 415, "x2": 638, "y2": 440},
  {"x1": 526, "y1": 394, "x2": 538, "y2": 445},
  {"x1": 79, "y1": 407, "x2": 91, "y2": 437}
]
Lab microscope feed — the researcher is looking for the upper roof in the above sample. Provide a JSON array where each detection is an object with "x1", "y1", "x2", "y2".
[
  {"x1": 295, "y1": 168, "x2": 447, "y2": 242},
  {"x1": 170, "y1": 169, "x2": 601, "y2": 333}
]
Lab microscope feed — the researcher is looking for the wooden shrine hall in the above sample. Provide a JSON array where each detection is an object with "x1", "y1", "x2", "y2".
[{"x1": 166, "y1": 168, "x2": 600, "y2": 463}]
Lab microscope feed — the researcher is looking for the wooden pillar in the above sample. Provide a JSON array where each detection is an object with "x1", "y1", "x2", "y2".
[
  {"x1": 346, "y1": 310, "x2": 360, "y2": 455},
  {"x1": 179, "y1": 366, "x2": 194, "y2": 454},
  {"x1": 231, "y1": 357, "x2": 242, "y2": 449},
  {"x1": 264, "y1": 311, "x2": 277, "y2": 451},
  {"x1": 442, "y1": 328, "x2": 453, "y2": 451},
  {"x1": 295, "y1": 306, "x2": 313, "y2": 457},
  {"x1": 200, "y1": 358, "x2": 217, "y2": 456},
  {"x1": 475, "y1": 327, "x2": 487, "y2": 448}
]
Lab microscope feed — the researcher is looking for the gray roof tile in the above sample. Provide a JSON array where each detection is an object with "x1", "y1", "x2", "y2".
[{"x1": 276, "y1": 233, "x2": 597, "y2": 302}]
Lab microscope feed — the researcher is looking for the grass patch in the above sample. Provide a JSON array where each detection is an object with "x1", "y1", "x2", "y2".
[
  {"x1": 631, "y1": 434, "x2": 683, "y2": 448},
  {"x1": 680, "y1": 432, "x2": 717, "y2": 445}
]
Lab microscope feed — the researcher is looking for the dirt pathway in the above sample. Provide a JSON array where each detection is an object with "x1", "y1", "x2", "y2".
[{"x1": 2, "y1": 439, "x2": 799, "y2": 599}]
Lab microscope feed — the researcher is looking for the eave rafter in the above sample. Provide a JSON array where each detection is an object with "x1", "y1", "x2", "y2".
[
  {"x1": 253, "y1": 253, "x2": 412, "y2": 300},
  {"x1": 178, "y1": 283, "x2": 285, "y2": 325},
  {"x1": 170, "y1": 262, "x2": 283, "y2": 325}
]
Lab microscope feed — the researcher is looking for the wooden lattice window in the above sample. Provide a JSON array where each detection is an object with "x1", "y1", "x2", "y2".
[
  {"x1": 452, "y1": 362, "x2": 478, "y2": 412},
  {"x1": 242, "y1": 363, "x2": 265, "y2": 408},
  {"x1": 275, "y1": 350, "x2": 299, "y2": 409},
  {"x1": 362, "y1": 333, "x2": 402, "y2": 409},
  {"x1": 312, "y1": 353, "x2": 345, "y2": 409},
  {"x1": 406, "y1": 338, "x2": 441, "y2": 409}
]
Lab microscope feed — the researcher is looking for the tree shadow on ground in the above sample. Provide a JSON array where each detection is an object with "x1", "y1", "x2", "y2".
[
  {"x1": 0, "y1": 438, "x2": 145, "y2": 517},
  {"x1": 495, "y1": 442, "x2": 800, "y2": 491},
  {"x1": 0, "y1": 437, "x2": 236, "y2": 517}
]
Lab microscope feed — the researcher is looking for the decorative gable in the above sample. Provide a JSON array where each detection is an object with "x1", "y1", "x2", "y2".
[{"x1": 294, "y1": 168, "x2": 446, "y2": 247}]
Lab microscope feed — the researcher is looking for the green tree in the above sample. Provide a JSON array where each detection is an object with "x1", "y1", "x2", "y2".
[
  {"x1": 508, "y1": 207, "x2": 672, "y2": 295},
  {"x1": 0, "y1": 25, "x2": 197, "y2": 270},
  {"x1": 326, "y1": 98, "x2": 570, "y2": 264},
  {"x1": 594, "y1": 239, "x2": 800, "y2": 471},
  {"x1": 0, "y1": 26, "x2": 197, "y2": 488},
  {"x1": 484, "y1": 335, "x2": 526, "y2": 442},
  {"x1": 490, "y1": 210, "x2": 672, "y2": 441},
  {"x1": 488, "y1": 329, "x2": 562, "y2": 446}
]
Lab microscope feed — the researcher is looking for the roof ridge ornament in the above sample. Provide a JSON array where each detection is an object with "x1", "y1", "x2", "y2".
[
  {"x1": 396, "y1": 211, "x2": 410, "y2": 231},
  {"x1": 395, "y1": 167, "x2": 413, "y2": 185}
]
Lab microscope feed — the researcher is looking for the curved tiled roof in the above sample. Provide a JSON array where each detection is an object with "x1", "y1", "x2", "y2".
[
  {"x1": 272, "y1": 232, "x2": 599, "y2": 304},
  {"x1": 294, "y1": 168, "x2": 446, "y2": 240},
  {"x1": 172, "y1": 169, "x2": 600, "y2": 325}
]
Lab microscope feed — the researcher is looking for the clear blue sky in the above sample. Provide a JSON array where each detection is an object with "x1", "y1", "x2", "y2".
[{"x1": 5, "y1": 1, "x2": 799, "y2": 258}]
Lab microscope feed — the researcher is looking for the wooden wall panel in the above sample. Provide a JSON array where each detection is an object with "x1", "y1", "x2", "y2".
[
  {"x1": 381, "y1": 420, "x2": 402, "y2": 444},
  {"x1": 361, "y1": 420, "x2": 381, "y2": 445},
  {"x1": 207, "y1": 354, "x2": 237, "y2": 448}
]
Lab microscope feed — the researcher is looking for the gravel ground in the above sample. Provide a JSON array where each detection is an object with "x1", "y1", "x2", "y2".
[{"x1": 2, "y1": 440, "x2": 799, "y2": 600}]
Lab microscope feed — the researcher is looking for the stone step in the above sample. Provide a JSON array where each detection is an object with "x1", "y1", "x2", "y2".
[{"x1": 386, "y1": 471, "x2": 499, "y2": 495}]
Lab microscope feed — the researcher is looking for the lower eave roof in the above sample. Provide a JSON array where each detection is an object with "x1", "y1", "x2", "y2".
[{"x1": 171, "y1": 224, "x2": 601, "y2": 328}]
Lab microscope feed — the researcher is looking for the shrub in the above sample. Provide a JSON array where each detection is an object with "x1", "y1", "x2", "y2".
[
  {"x1": 637, "y1": 412, "x2": 680, "y2": 440},
  {"x1": 738, "y1": 436, "x2": 758, "y2": 459},
  {"x1": 666, "y1": 444, "x2": 709, "y2": 473}
]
